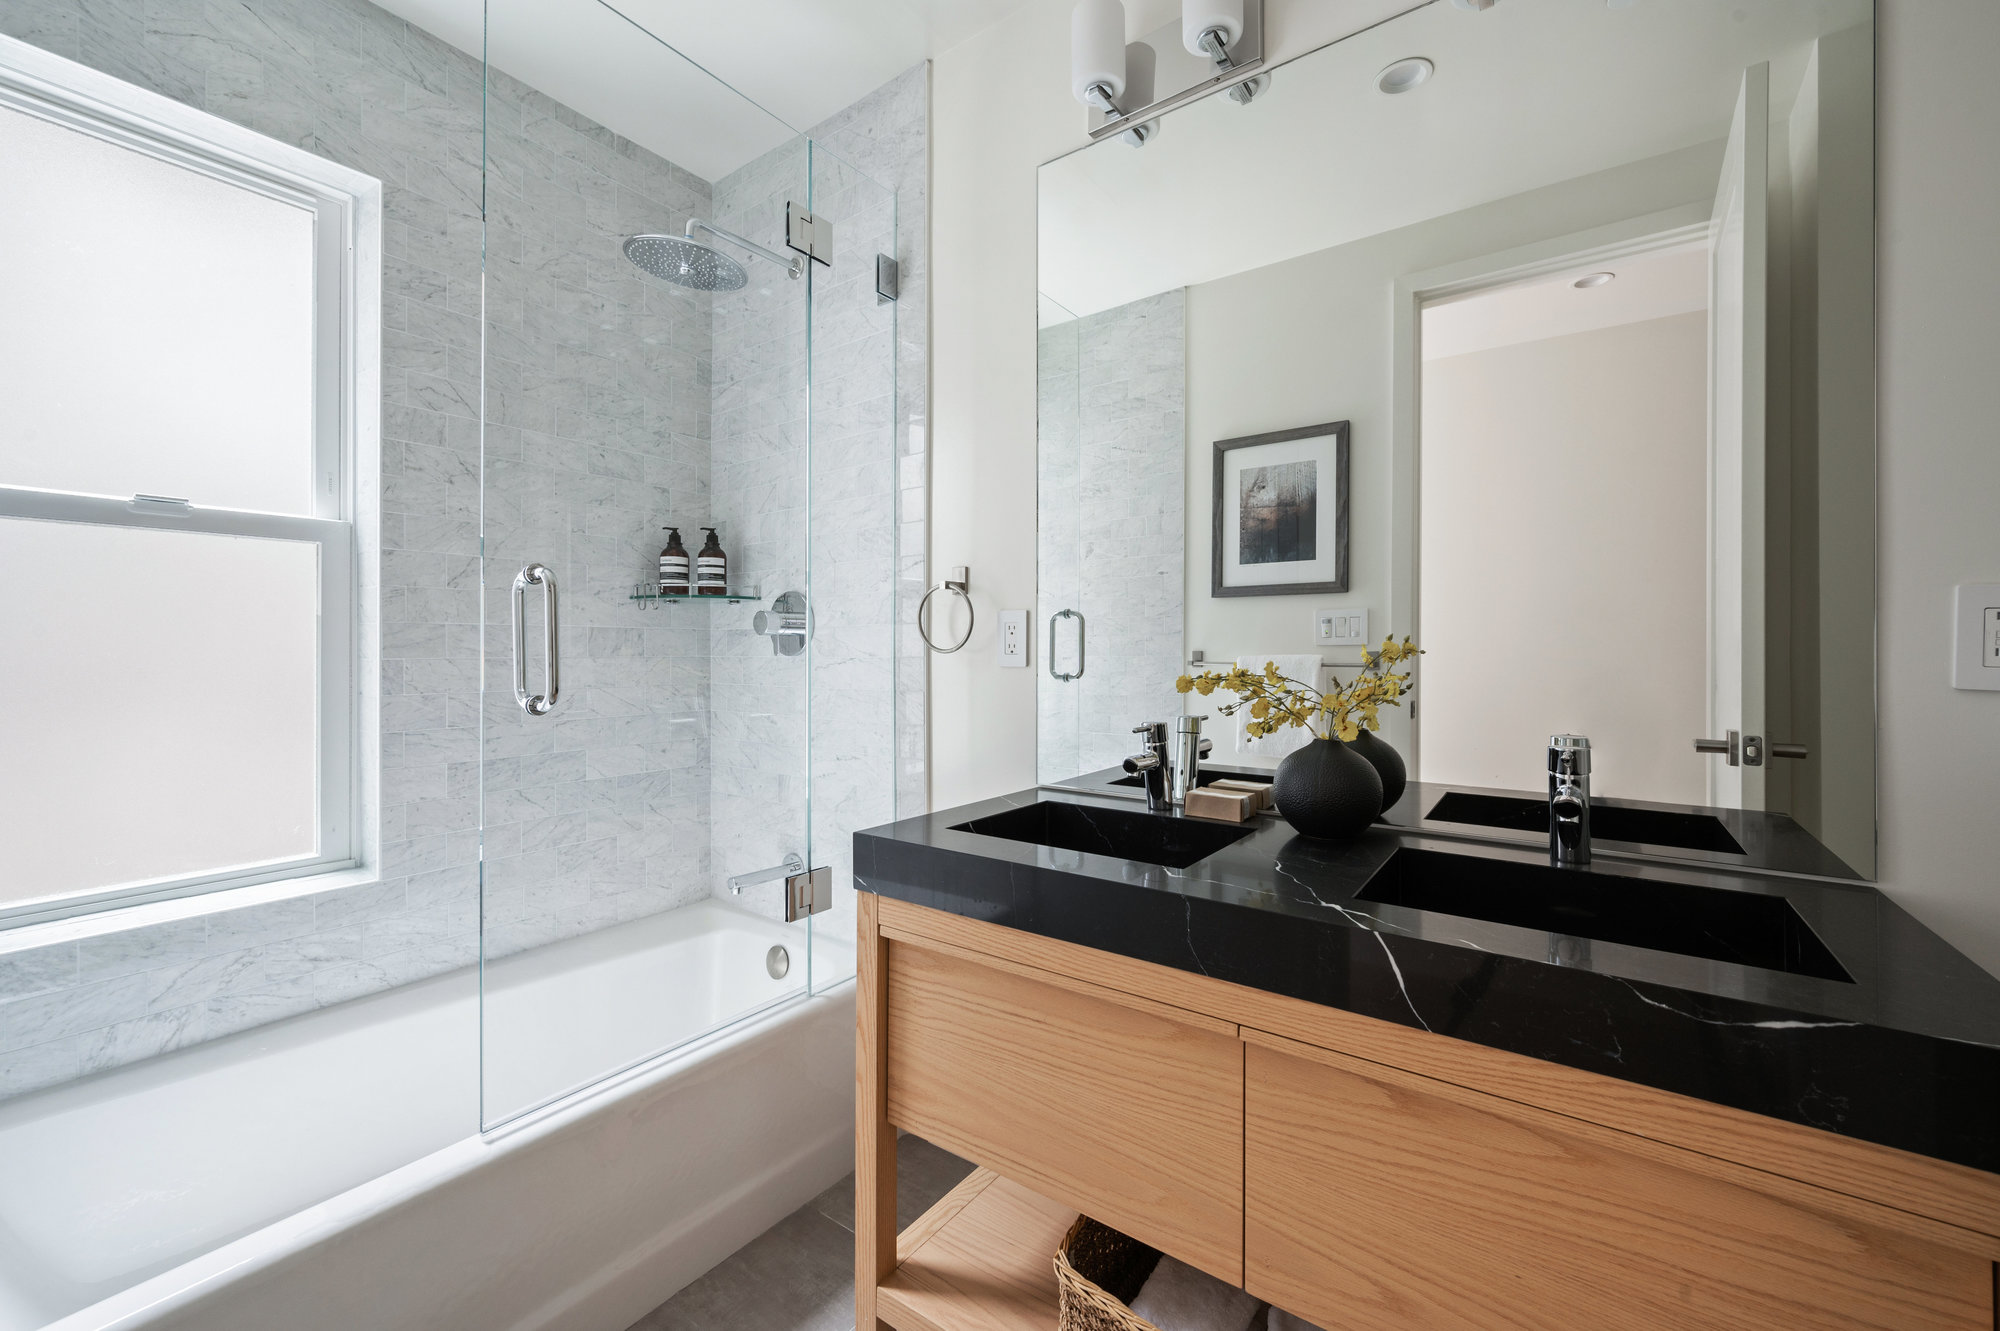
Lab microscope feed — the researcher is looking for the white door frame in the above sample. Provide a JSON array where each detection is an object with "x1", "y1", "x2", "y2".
[{"x1": 1387, "y1": 202, "x2": 1712, "y2": 777}]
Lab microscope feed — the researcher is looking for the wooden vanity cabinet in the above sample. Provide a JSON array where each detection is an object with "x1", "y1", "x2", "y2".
[
  {"x1": 858, "y1": 897, "x2": 2000, "y2": 1331},
  {"x1": 882, "y1": 935, "x2": 1245, "y2": 1283},
  {"x1": 1244, "y1": 1033, "x2": 1992, "y2": 1331}
]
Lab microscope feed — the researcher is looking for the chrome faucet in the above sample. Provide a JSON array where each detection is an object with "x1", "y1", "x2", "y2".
[
  {"x1": 1124, "y1": 722, "x2": 1171, "y2": 812},
  {"x1": 1548, "y1": 734, "x2": 1592, "y2": 868},
  {"x1": 1170, "y1": 715, "x2": 1215, "y2": 808}
]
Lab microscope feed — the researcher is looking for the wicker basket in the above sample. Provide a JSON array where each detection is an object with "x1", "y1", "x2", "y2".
[{"x1": 1053, "y1": 1215, "x2": 1165, "y2": 1331}]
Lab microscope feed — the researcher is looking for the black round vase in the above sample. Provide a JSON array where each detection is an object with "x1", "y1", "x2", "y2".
[
  {"x1": 1272, "y1": 737, "x2": 1384, "y2": 840},
  {"x1": 1345, "y1": 728, "x2": 1408, "y2": 814}
]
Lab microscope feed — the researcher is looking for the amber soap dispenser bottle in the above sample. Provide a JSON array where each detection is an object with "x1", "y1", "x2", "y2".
[
  {"x1": 658, "y1": 527, "x2": 690, "y2": 595},
  {"x1": 696, "y1": 527, "x2": 727, "y2": 596}
]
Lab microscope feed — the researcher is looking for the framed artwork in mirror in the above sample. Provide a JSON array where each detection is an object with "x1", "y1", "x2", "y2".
[{"x1": 1211, "y1": 421, "x2": 1349, "y2": 597}]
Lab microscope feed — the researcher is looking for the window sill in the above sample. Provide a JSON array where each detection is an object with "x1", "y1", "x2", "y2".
[{"x1": 0, "y1": 862, "x2": 379, "y2": 955}]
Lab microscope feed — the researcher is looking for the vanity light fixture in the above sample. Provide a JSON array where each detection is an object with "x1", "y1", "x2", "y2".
[
  {"x1": 1183, "y1": 0, "x2": 1245, "y2": 67},
  {"x1": 1377, "y1": 57, "x2": 1434, "y2": 95},
  {"x1": 1573, "y1": 271, "x2": 1617, "y2": 288},
  {"x1": 1075, "y1": 0, "x2": 1264, "y2": 142},
  {"x1": 1072, "y1": 0, "x2": 1153, "y2": 146}
]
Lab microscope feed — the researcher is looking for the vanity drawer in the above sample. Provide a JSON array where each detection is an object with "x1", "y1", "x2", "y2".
[
  {"x1": 1244, "y1": 1037, "x2": 1992, "y2": 1331},
  {"x1": 884, "y1": 937, "x2": 1244, "y2": 1283}
]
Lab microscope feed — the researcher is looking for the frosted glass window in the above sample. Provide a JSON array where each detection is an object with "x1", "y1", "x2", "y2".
[
  {"x1": 0, "y1": 518, "x2": 321, "y2": 904},
  {"x1": 0, "y1": 102, "x2": 317, "y2": 514}
]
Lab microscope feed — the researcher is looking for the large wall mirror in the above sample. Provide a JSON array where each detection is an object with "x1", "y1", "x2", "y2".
[{"x1": 1037, "y1": 0, "x2": 1877, "y2": 878}]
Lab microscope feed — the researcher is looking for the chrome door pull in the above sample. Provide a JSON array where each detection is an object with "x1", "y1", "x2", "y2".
[
  {"x1": 1050, "y1": 607, "x2": 1085, "y2": 681},
  {"x1": 511, "y1": 563, "x2": 560, "y2": 716}
]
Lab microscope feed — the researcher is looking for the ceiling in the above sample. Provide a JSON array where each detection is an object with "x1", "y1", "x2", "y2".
[
  {"x1": 371, "y1": 0, "x2": 1027, "y2": 181},
  {"x1": 1421, "y1": 240, "x2": 1709, "y2": 361},
  {"x1": 1038, "y1": 0, "x2": 1869, "y2": 319}
]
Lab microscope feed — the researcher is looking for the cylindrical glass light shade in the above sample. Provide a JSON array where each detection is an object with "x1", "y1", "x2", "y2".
[
  {"x1": 1072, "y1": 0, "x2": 1127, "y2": 104},
  {"x1": 1182, "y1": 0, "x2": 1244, "y2": 56}
]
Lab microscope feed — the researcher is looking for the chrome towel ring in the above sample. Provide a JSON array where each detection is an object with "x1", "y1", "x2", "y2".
[{"x1": 917, "y1": 565, "x2": 975, "y2": 653}]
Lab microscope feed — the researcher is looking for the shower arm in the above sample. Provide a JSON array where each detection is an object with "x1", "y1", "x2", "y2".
[{"x1": 685, "y1": 218, "x2": 805, "y2": 280}]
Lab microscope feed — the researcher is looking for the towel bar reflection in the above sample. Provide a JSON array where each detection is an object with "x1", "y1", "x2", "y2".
[
  {"x1": 918, "y1": 565, "x2": 975, "y2": 653},
  {"x1": 1050, "y1": 608, "x2": 1085, "y2": 681}
]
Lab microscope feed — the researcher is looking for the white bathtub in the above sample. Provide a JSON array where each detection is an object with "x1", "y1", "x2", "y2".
[{"x1": 0, "y1": 900, "x2": 856, "y2": 1331}]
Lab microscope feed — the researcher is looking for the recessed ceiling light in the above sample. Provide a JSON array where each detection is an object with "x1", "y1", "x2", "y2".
[
  {"x1": 1377, "y1": 58, "x2": 1434, "y2": 95},
  {"x1": 1573, "y1": 272, "x2": 1617, "y2": 289}
]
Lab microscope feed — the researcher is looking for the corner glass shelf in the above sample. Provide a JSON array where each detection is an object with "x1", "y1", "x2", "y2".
[{"x1": 630, "y1": 585, "x2": 761, "y2": 606}]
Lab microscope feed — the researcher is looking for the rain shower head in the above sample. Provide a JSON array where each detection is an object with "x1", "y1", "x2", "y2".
[
  {"x1": 622, "y1": 234, "x2": 747, "y2": 292},
  {"x1": 623, "y1": 218, "x2": 805, "y2": 291}
]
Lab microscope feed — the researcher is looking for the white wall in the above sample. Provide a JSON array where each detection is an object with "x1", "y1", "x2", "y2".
[
  {"x1": 1875, "y1": 1, "x2": 2000, "y2": 977},
  {"x1": 1181, "y1": 148, "x2": 1718, "y2": 769},
  {"x1": 932, "y1": 0, "x2": 2000, "y2": 976},
  {"x1": 1420, "y1": 313, "x2": 1710, "y2": 803}
]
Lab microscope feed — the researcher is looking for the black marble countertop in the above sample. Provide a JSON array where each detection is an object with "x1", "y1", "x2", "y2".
[
  {"x1": 1051, "y1": 767, "x2": 1865, "y2": 879},
  {"x1": 854, "y1": 786, "x2": 2000, "y2": 1176}
]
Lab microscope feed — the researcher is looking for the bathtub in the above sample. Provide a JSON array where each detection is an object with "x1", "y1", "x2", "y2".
[{"x1": 0, "y1": 900, "x2": 856, "y2": 1331}]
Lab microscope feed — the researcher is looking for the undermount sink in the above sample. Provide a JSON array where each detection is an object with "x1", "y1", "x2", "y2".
[
  {"x1": 1357, "y1": 847, "x2": 1851, "y2": 982},
  {"x1": 951, "y1": 800, "x2": 1255, "y2": 870},
  {"x1": 1424, "y1": 791, "x2": 1746, "y2": 856}
]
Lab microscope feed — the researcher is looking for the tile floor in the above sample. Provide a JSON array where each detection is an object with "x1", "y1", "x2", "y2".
[{"x1": 626, "y1": 1134, "x2": 975, "y2": 1330}]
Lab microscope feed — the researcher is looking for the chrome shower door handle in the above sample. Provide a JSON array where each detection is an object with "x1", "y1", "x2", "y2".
[
  {"x1": 512, "y1": 563, "x2": 560, "y2": 716},
  {"x1": 1049, "y1": 608, "x2": 1085, "y2": 682}
]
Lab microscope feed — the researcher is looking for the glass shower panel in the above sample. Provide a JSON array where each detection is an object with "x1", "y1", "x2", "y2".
[
  {"x1": 805, "y1": 143, "x2": 898, "y2": 988},
  {"x1": 1037, "y1": 294, "x2": 1084, "y2": 784},
  {"x1": 478, "y1": 0, "x2": 814, "y2": 1129}
]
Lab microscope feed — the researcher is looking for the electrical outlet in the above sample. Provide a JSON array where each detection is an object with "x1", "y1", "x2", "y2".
[
  {"x1": 1314, "y1": 607, "x2": 1369, "y2": 647},
  {"x1": 1954, "y1": 585, "x2": 2000, "y2": 690},
  {"x1": 998, "y1": 609, "x2": 1029, "y2": 667}
]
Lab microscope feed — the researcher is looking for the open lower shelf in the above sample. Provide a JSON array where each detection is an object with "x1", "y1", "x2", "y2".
[{"x1": 878, "y1": 1168, "x2": 1077, "y2": 1331}]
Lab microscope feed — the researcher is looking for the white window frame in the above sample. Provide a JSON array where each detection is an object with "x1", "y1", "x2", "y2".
[{"x1": 0, "y1": 35, "x2": 381, "y2": 926}]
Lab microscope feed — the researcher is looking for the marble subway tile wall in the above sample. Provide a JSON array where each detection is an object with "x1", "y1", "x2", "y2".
[
  {"x1": 806, "y1": 67, "x2": 927, "y2": 959},
  {"x1": 0, "y1": 0, "x2": 715, "y2": 1095},
  {"x1": 1038, "y1": 291, "x2": 1187, "y2": 779},
  {"x1": 811, "y1": 66, "x2": 931, "y2": 824},
  {"x1": 805, "y1": 141, "x2": 898, "y2": 953},
  {"x1": 704, "y1": 69, "x2": 927, "y2": 959},
  {"x1": 704, "y1": 136, "x2": 813, "y2": 917},
  {"x1": 473, "y1": 60, "x2": 715, "y2": 960}
]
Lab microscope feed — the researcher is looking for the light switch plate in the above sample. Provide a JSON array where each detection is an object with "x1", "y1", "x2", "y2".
[
  {"x1": 998, "y1": 609, "x2": 1029, "y2": 668},
  {"x1": 1953, "y1": 584, "x2": 2000, "y2": 690},
  {"x1": 1314, "y1": 607, "x2": 1369, "y2": 647}
]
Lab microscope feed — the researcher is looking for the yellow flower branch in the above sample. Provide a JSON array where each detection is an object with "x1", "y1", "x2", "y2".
[{"x1": 1174, "y1": 637, "x2": 1422, "y2": 744}]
